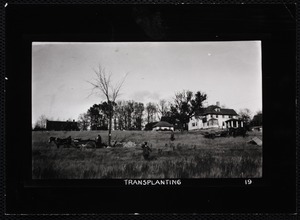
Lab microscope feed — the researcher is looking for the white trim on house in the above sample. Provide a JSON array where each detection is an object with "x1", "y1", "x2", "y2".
[
  {"x1": 152, "y1": 126, "x2": 174, "y2": 131},
  {"x1": 152, "y1": 121, "x2": 174, "y2": 131}
]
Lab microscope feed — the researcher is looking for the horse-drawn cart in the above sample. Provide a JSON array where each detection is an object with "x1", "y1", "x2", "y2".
[
  {"x1": 203, "y1": 130, "x2": 229, "y2": 139},
  {"x1": 49, "y1": 135, "x2": 104, "y2": 148},
  {"x1": 73, "y1": 138, "x2": 97, "y2": 148},
  {"x1": 203, "y1": 127, "x2": 247, "y2": 139}
]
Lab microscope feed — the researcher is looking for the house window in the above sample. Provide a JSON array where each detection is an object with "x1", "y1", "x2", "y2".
[
  {"x1": 192, "y1": 123, "x2": 195, "y2": 127},
  {"x1": 222, "y1": 115, "x2": 225, "y2": 118},
  {"x1": 216, "y1": 115, "x2": 218, "y2": 118},
  {"x1": 229, "y1": 115, "x2": 232, "y2": 119}
]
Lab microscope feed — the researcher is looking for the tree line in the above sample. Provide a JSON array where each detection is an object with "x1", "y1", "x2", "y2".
[
  {"x1": 34, "y1": 103, "x2": 262, "y2": 132},
  {"x1": 76, "y1": 89, "x2": 209, "y2": 132}
]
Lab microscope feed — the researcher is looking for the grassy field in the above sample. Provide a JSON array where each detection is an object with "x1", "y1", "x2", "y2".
[{"x1": 32, "y1": 130, "x2": 262, "y2": 179}]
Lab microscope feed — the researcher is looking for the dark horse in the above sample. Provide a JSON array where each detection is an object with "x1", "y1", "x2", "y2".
[{"x1": 48, "y1": 136, "x2": 73, "y2": 148}]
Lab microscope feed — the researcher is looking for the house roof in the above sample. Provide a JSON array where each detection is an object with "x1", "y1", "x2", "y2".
[
  {"x1": 153, "y1": 121, "x2": 174, "y2": 128},
  {"x1": 203, "y1": 105, "x2": 238, "y2": 116},
  {"x1": 225, "y1": 118, "x2": 242, "y2": 122},
  {"x1": 47, "y1": 120, "x2": 77, "y2": 124}
]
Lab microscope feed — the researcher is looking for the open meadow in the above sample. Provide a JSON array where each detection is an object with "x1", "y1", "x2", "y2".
[{"x1": 32, "y1": 130, "x2": 262, "y2": 179}]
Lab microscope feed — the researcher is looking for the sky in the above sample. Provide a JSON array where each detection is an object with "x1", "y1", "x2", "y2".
[{"x1": 32, "y1": 41, "x2": 262, "y2": 125}]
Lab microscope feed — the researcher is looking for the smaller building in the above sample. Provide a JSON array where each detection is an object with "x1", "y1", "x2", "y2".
[
  {"x1": 144, "y1": 121, "x2": 159, "y2": 131},
  {"x1": 46, "y1": 120, "x2": 79, "y2": 131},
  {"x1": 152, "y1": 121, "x2": 174, "y2": 131}
]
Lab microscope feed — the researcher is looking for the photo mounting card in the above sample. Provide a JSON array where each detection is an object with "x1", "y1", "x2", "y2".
[{"x1": 4, "y1": 3, "x2": 297, "y2": 215}]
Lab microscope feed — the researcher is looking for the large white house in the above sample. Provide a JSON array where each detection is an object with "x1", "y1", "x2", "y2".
[{"x1": 188, "y1": 103, "x2": 243, "y2": 130}]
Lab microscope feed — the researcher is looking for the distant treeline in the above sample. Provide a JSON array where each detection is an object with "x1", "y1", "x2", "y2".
[
  {"x1": 33, "y1": 90, "x2": 262, "y2": 131},
  {"x1": 77, "y1": 90, "x2": 208, "y2": 131}
]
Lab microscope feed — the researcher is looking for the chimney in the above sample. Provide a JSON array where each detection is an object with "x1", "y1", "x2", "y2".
[{"x1": 216, "y1": 101, "x2": 220, "y2": 107}]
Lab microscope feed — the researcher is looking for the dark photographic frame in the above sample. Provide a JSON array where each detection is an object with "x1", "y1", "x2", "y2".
[{"x1": 4, "y1": 2, "x2": 297, "y2": 216}]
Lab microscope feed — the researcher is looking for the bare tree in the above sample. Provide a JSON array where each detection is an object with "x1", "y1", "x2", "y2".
[
  {"x1": 125, "y1": 101, "x2": 135, "y2": 129},
  {"x1": 114, "y1": 100, "x2": 126, "y2": 130},
  {"x1": 238, "y1": 108, "x2": 252, "y2": 125},
  {"x1": 133, "y1": 102, "x2": 144, "y2": 130},
  {"x1": 34, "y1": 114, "x2": 48, "y2": 130},
  {"x1": 157, "y1": 99, "x2": 169, "y2": 120},
  {"x1": 89, "y1": 65, "x2": 127, "y2": 146},
  {"x1": 78, "y1": 113, "x2": 90, "y2": 131},
  {"x1": 145, "y1": 102, "x2": 157, "y2": 124}
]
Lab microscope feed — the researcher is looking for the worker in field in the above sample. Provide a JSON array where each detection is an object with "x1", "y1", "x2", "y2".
[
  {"x1": 170, "y1": 130, "x2": 175, "y2": 141},
  {"x1": 96, "y1": 134, "x2": 102, "y2": 148},
  {"x1": 141, "y1": 142, "x2": 152, "y2": 160}
]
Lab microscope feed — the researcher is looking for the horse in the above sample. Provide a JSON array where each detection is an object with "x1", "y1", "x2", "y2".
[{"x1": 48, "y1": 136, "x2": 73, "y2": 148}]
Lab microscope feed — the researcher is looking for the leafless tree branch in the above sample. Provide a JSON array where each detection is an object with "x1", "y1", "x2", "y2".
[{"x1": 88, "y1": 64, "x2": 127, "y2": 146}]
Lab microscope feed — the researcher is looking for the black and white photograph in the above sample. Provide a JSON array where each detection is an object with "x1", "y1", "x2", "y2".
[
  {"x1": 32, "y1": 41, "x2": 263, "y2": 179},
  {"x1": 4, "y1": 2, "x2": 297, "y2": 215}
]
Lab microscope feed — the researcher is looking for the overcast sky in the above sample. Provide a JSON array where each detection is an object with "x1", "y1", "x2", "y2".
[{"x1": 32, "y1": 41, "x2": 262, "y2": 125}]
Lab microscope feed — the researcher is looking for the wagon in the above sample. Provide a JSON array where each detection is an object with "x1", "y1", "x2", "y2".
[
  {"x1": 203, "y1": 130, "x2": 229, "y2": 139},
  {"x1": 73, "y1": 138, "x2": 97, "y2": 148}
]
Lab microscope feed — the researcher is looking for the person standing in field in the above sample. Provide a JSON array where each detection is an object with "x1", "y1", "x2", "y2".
[
  {"x1": 96, "y1": 134, "x2": 102, "y2": 148},
  {"x1": 170, "y1": 131, "x2": 175, "y2": 141},
  {"x1": 141, "y1": 142, "x2": 152, "y2": 160}
]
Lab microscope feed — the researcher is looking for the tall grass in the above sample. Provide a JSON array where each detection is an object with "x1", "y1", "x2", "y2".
[{"x1": 32, "y1": 130, "x2": 262, "y2": 179}]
